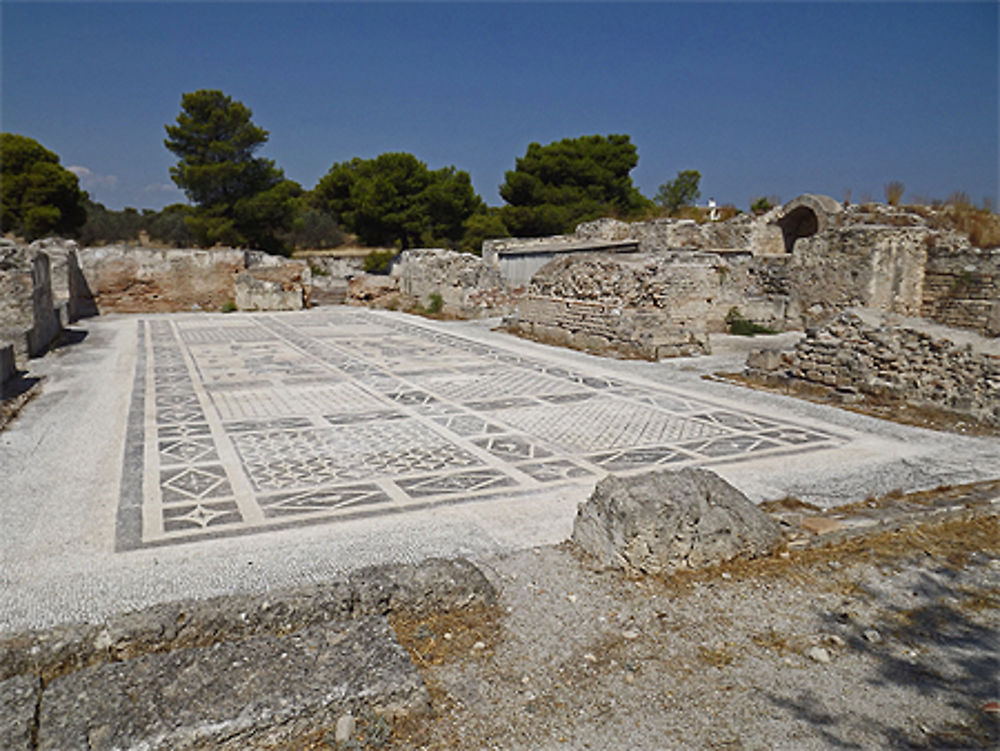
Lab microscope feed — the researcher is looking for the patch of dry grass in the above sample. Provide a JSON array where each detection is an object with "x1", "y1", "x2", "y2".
[{"x1": 389, "y1": 604, "x2": 500, "y2": 669}]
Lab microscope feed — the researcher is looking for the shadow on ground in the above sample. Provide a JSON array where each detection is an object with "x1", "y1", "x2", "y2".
[{"x1": 768, "y1": 560, "x2": 999, "y2": 749}]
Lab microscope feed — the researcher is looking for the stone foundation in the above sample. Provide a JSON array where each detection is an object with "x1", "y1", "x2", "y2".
[
  {"x1": 0, "y1": 242, "x2": 61, "y2": 361},
  {"x1": 745, "y1": 312, "x2": 1000, "y2": 426}
]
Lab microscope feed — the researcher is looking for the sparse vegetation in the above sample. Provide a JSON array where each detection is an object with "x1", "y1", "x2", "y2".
[
  {"x1": 750, "y1": 196, "x2": 773, "y2": 214},
  {"x1": 425, "y1": 292, "x2": 444, "y2": 315},
  {"x1": 362, "y1": 249, "x2": 397, "y2": 274},
  {"x1": 221, "y1": 299, "x2": 237, "y2": 313},
  {"x1": 884, "y1": 180, "x2": 905, "y2": 206},
  {"x1": 725, "y1": 307, "x2": 777, "y2": 336},
  {"x1": 910, "y1": 196, "x2": 1000, "y2": 248}
]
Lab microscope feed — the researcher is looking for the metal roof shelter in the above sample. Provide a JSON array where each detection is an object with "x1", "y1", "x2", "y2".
[{"x1": 482, "y1": 238, "x2": 639, "y2": 287}]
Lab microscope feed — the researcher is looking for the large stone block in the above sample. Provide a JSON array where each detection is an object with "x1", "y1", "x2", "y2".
[
  {"x1": 0, "y1": 674, "x2": 40, "y2": 751},
  {"x1": 572, "y1": 469, "x2": 782, "y2": 575},
  {"x1": 37, "y1": 615, "x2": 429, "y2": 751},
  {"x1": 234, "y1": 271, "x2": 304, "y2": 311}
]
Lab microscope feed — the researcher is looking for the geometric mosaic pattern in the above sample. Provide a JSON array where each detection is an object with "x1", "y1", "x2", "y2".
[{"x1": 116, "y1": 309, "x2": 847, "y2": 549}]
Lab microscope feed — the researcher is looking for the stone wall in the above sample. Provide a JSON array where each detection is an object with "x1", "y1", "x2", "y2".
[
  {"x1": 745, "y1": 312, "x2": 1000, "y2": 426},
  {"x1": 502, "y1": 196, "x2": 1000, "y2": 355},
  {"x1": 921, "y1": 246, "x2": 1000, "y2": 336},
  {"x1": 394, "y1": 248, "x2": 522, "y2": 317},
  {"x1": 74, "y1": 245, "x2": 309, "y2": 313},
  {"x1": 0, "y1": 242, "x2": 61, "y2": 361},
  {"x1": 29, "y1": 239, "x2": 97, "y2": 323},
  {"x1": 510, "y1": 252, "x2": 746, "y2": 358},
  {"x1": 765, "y1": 225, "x2": 932, "y2": 327},
  {"x1": 575, "y1": 212, "x2": 786, "y2": 255}
]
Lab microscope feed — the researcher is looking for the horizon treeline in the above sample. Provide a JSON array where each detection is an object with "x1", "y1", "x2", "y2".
[{"x1": 3, "y1": 89, "x2": 996, "y2": 254}]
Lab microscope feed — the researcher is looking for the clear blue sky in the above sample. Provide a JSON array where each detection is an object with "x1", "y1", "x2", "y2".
[{"x1": 3, "y1": 1, "x2": 997, "y2": 211}]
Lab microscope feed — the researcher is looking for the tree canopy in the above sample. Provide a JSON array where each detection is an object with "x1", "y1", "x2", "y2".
[
  {"x1": 656, "y1": 169, "x2": 702, "y2": 214},
  {"x1": 0, "y1": 133, "x2": 87, "y2": 240},
  {"x1": 497, "y1": 134, "x2": 650, "y2": 236},
  {"x1": 164, "y1": 89, "x2": 297, "y2": 253},
  {"x1": 314, "y1": 152, "x2": 482, "y2": 249}
]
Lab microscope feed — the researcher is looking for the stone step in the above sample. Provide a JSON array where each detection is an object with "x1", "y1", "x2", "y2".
[{"x1": 35, "y1": 615, "x2": 428, "y2": 751}]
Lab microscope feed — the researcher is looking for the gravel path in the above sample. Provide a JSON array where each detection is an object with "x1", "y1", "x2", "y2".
[{"x1": 391, "y1": 512, "x2": 1000, "y2": 750}]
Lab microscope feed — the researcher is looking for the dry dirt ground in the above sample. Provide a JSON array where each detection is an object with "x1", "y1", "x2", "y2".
[{"x1": 360, "y1": 507, "x2": 1000, "y2": 751}]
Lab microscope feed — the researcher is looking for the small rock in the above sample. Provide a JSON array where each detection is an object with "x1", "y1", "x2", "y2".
[
  {"x1": 622, "y1": 629, "x2": 640, "y2": 640},
  {"x1": 863, "y1": 629, "x2": 882, "y2": 644},
  {"x1": 583, "y1": 652, "x2": 597, "y2": 663},
  {"x1": 721, "y1": 572, "x2": 732, "y2": 580},
  {"x1": 824, "y1": 634, "x2": 846, "y2": 648},
  {"x1": 521, "y1": 675, "x2": 530, "y2": 685},
  {"x1": 801, "y1": 517, "x2": 846, "y2": 535},
  {"x1": 567, "y1": 594, "x2": 577, "y2": 604},
  {"x1": 472, "y1": 641, "x2": 486, "y2": 651},
  {"x1": 334, "y1": 713, "x2": 355, "y2": 745},
  {"x1": 806, "y1": 646, "x2": 832, "y2": 663},
  {"x1": 443, "y1": 632, "x2": 453, "y2": 641}
]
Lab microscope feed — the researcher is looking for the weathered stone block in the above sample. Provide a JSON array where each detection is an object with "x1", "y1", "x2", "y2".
[
  {"x1": 746, "y1": 348, "x2": 783, "y2": 371},
  {"x1": 234, "y1": 271, "x2": 304, "y2": 311},
  {"x1": 37, "y1": 616, "x2": 429, "y2": 751},
  {"x1": 0, "y1": 674, "x2": 40, "y2": 751},
  {"x1": 571, "y1": 469, "x2": 782, "y2": 576}
]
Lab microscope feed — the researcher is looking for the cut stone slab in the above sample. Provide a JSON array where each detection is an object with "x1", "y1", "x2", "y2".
[
  {"x1": 0, "y1": 673, "x2": 41, "y2": 751},
  {"x1": 37, "y1": 615, "x2": 429, "y2": 751},
  {"x1": 572, "y1": 468, "x2": 783, "y2": 575},
  {"x1": 1, "y1": 557, "x2": 494, "y2": 684}
]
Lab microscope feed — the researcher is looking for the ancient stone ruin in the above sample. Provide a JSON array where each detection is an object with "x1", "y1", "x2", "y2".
[
  {"x1": 745, "y1": 310, "x2": 1000, "y2": 427},
  {"x1": 0, "y1": 238, "x2": 311, "y2": 388},
  {"x1": 500, "y1": 196, "x2": 999, "y2": 359},
  {"x1": 572, "y1": 468, "x2": 783, "y2": 575}
]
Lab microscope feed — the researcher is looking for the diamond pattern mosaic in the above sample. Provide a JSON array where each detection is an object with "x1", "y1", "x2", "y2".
[{"x1": 116, "y1": 310, "x2": 847, "y2": 549}]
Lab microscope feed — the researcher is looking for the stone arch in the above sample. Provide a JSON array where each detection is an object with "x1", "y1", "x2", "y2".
[{"x1": 775, "y1": 194, "x2": 841, "y2": 253}]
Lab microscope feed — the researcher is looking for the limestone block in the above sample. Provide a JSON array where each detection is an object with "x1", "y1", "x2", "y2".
[
  {"x1": 0, "y1": 674, "x2": 40, "y2": 751},
  {"x1": 746, "y1": 348, "x2": 783, "y2": 372},
  {"x1": 571, "y1": 469, "x2": 782, "y2": 576},
  {"x1": 37, "y1": 616, "x2": 428, "y2": 751},
  {"x1": 234, "y1": 271, "x2": 304, "y2": 311}
]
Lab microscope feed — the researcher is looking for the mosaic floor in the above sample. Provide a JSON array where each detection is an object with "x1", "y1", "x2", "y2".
[{"x1": 116, "y1": 309, "x2": 846, "y2": 549}]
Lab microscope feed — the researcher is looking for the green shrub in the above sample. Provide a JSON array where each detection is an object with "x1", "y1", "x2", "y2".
[
  {"x1": 221, "y1": 300, "x2": 237, "y2": 313},
  {"x1": 425, "y1": 292, "x2": 444, "y2": 314},
  {"x1": 363, "y1": 249, "x2": 396, "y2": 274},
  {"x1": 726, "y1": 307, "x2": 776, "y2": 336}
]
